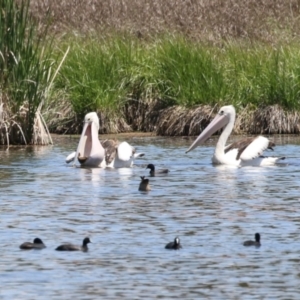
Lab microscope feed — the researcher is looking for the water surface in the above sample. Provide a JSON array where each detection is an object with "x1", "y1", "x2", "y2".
[{"x1": 0, "y1": 134, "x2": 300, "y2": 299}]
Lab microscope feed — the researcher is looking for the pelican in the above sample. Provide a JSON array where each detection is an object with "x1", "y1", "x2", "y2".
[
  {"x1": 66, "y1": 112, "x2": 144, "y2": 168},
  {"x1": 186, "y1": 105, "x2": 285, "y2": 166}
]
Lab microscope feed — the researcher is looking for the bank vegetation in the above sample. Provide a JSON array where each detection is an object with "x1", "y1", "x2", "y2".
[{"x1": 2, "y1": 0, "x2": 300, "y2": 145}]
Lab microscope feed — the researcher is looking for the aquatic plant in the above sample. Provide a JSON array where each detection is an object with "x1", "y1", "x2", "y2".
[
  {"x1": 53, "y1": 34, "x2": 159, "y2": 133},
  {"x1": 0, "y1": 0, "x2": 61, "y2": 145}
]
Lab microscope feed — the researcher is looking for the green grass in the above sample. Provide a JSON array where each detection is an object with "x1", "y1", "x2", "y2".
[
  {"x1": 154, "y1": 37, "x2": 226, "y2": 106},
  {"x1": 54, "y1": 34, "x2": 300, "y2": 120},
  {"x1": 224, "y1": 43, "x2": 300, "y2": 110},
  {"x1": 0, "y1": 0, "x2": 56, "y2": 144},
  {"x1": 56, "y1": 35, "x2": 158, "y2": 119}
]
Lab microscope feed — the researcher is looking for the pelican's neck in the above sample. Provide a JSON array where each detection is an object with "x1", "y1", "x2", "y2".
[{"x1": 214, "y1": 115, "x2": 235, "y2": 159}]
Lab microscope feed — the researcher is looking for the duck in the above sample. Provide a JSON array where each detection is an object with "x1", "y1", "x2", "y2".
[
  {"x1": 146, "y1": 163, "x2": 169, "y2": 176},
  {"x1": 55, "y1": 237, "x2": 91, "y2": 252},
  {"x1": 165, "y1": 237, "x2": 182, "y2": 250},
  {"x1": 139, "y1": 176, "x2": 151, "y2": 191},
  {"x1": 19, "y1": 238, "x2": 46, "y2": 250},
  {"x1": 243, "y1": 233, "x2": 261, "y2": 247}
]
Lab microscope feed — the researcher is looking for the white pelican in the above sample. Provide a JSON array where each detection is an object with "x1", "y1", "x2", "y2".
[
  {"x1": 66, "y1": 112, "x2": 144, "y2": 168},
  {"x1": 186, "y1": 105, "x2": 285, "y2": 166}
]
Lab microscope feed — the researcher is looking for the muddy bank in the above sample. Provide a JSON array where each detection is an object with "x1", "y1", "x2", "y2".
[{"x1": 48, "y1": 103, "x2": 300, "y2": 136}]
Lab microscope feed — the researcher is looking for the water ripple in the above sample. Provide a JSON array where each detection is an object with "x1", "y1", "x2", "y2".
[{"x1": 0, "y1": 136, "x2": 300, "y2": 299}]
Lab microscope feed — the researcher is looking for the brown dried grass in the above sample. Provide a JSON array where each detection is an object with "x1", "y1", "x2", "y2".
[
  {"x1": 251, "y1": 105, "x2": 300, "y2": 134},
  {"x1": 123, "y1": 98, "x2": 168, "y2": 132},
  {"x1": 45, "y1": 96, "x2": 132, "y2": 134},
  {"x1": 0, "y1": 98, "x2": 52, "y2": 146},
  {"x1": 154, "y1": 104, "x2": 300, "y2": 136},
  {"x1": 156, "y1": 105, "x2": 214, "y2": 136},
  {"x1": 29, "y1": 0, "x2": 300, "y2": 43}
]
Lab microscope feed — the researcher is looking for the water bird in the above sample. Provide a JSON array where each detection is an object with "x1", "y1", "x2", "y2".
[
  {"x1": 243, "y1": 233, "x2": 261, "y2": 247},
  {"x1": 146, "y1": 163, "x2": 169, "y2": 176},
  {"x1": 139, "y1": 176, "x2": 151, "y2": 191},
  {"x1": 65, "y1": 112, "x2": 144, "y2": 168},
  {"x1": 19, "y1": 238, "x2": 46, "y2": 250},
  {"x1": 165, "y1": 237, "x2": 182, "y2": 250},
  {"x1": 186, "y1": 105, "x2": 285, "y2": 166},
  {"x1": 55, "y1": 237, "x2": 91, "y2": 252}
]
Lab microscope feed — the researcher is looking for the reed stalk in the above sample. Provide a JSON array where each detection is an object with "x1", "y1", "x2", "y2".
[{"x1": 0, "y1": 0, "x2": 59, "y2": 145}]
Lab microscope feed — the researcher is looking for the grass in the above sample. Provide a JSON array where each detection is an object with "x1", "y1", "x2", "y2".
[
  {"x1": 0, "y1": 0, "x2": 58, "y2": 145},
  {"x1": 4, "y1": 0, "x2": 300, "y2": 136},
  {"x1": 28, "y1": 0, "x2": 300, "y2": 44},
  {"x1": 55, "y1": 35, "x2": 300, "y2": 114},
  {"x1": 154, "y1": 37, "x2": 225, "y2": 106},
  {"x1": 224, "y1": 43, "x2": 300, "y2": 110},
  {"x1": 55, "y1": 34, "x2": 162, "y2": 121}
]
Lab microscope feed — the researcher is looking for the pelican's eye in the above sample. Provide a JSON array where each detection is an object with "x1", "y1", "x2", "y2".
[{"x1": 219, "y1": 110, "x2": 224, "y2": 115}]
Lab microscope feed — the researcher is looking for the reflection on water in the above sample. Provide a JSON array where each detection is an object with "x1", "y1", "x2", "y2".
[{"x1": 0, "y1": 135, "x2": 300, "y2": 299}]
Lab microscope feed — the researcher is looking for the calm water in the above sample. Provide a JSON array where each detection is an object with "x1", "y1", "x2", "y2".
[{"x1": 1, "y1": 134, "x2": 300, "y2": 299}]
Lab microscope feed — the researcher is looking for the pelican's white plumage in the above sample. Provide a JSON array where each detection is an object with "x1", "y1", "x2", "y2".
[
  {"x1": 186, "y1": 105, "x2": 284, "y2": 166},
  {"x1": 66, "y1": 112, "x2": 144, "y2": 168},
  {"x1": 74, "y1": 112, "x2": 105, "y2": 167}
]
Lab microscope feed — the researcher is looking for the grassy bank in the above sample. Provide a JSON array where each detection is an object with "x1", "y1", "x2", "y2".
[
  {"x1": 54, "y1": 35, "x2": 300, "y2": 110},
  {"x1": 3, "y1": 0, "x2": 300, "y2": 141},
  {"x1": 46, "y1": 34, "x2": 300, "y2": 134}
]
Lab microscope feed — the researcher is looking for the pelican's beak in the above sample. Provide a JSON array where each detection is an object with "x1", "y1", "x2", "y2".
[
  {"x1": 186, "y1": 113, "x2": 229, "y2": 153},
  {"x1": 74, "y1": 121, "x2": 91, "y2": 166}
]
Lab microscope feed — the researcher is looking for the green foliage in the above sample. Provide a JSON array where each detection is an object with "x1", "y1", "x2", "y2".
[
  {"x1": 0, "y1": 0, "x2": 55, "y2": 144},
  {"x1": 224, "y1": 43, "x2": 300, "y2": 110},
  {"x1": 56, "y1": 34, "x2": 300, "y2": 118},
  {"x1": 154, "y1": 37, "x2": 225, "y2": 106},
  {"x1": 57, "y1": 36, "x2": 150, "y2": 118}
]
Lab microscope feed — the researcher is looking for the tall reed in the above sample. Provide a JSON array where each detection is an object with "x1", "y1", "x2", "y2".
[{"x1": 0, "y1": 0, "x2": 56, "y2": 145}]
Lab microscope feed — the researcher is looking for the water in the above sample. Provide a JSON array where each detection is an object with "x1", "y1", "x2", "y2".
[{"x1": 0, "y1": 134, "x2": 300, "y2": 299}]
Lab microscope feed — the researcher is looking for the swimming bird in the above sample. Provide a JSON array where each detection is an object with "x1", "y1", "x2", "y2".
[
  {"x1": 243, "y1": 233, "x2": 261, "y2": 247},
  {"x1": 186, "y1": 105, "x2": 285, "y2": 166},
  {"x1": 146, "y1": 163, "x2": 169, "y2": 176},
  {"x1": 165, "y1": 237, "x2": 182, "y2": 250},
  {"x1": 55, "y1": 237, "x2": 91, "y2": 252},
  {"x1": 139, "y1": 176, "x2": 151, "y2": 191},
  {"x1": 19, "y1": 238, "x2": 46, "y2": 250},
  {"x1": 65, "y1": 112, "x2": 144, "y2": 168}
]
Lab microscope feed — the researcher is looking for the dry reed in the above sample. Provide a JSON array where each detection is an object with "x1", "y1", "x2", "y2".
[
  {"x1": 29, "y1": 0, "x2": 300, "y2": 43},
  {"x1": 155, "y1": 104, "x2": 300, "y2": 136}
]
